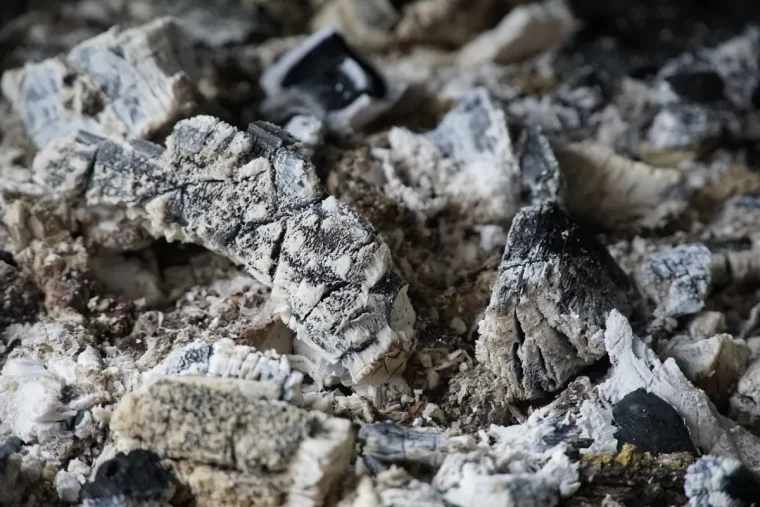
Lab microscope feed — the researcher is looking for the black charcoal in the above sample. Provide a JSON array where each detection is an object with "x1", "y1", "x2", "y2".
[
  {"x1": 612, "y1": 388, "x2": 696, "y2": 455},
  {"x1": 82, "y1": 450, "x2": 175, "y2": 505},
  {"x1": 260, "y1": 28, "x2": 403, "y2": 132}
]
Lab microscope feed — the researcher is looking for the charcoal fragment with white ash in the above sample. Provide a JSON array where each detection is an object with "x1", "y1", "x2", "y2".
[
  {"x1": 5, "y1": 2, "x2": 760, "y2": 506},
  {"x1": 477, "y1": 202, "x2": 638, "y2": 401},
  {"x1": 260, "y1": 28, "x2": 404, "y2": 132}
]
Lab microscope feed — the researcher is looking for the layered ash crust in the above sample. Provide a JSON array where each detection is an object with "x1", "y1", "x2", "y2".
[
  {"x1": 477, "y1": 202, "x2": 637, "y2": 401},
  {"x1": 35, "y1": 115, "x2": 415, "y2": 384}
]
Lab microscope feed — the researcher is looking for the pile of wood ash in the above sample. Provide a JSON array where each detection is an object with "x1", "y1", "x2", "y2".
[{"x1": 2, "y1": 1, "x2": 760, "y2": 506}]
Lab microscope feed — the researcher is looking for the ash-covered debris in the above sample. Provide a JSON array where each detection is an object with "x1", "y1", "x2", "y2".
[
  {"x1": 458, "y1": 0, "x2": 577, "y2": 67},
  {"x1": 112, "y1": 376, "x2": 354, "y2": 506},
  {"x1": 6, "y1": 1, "x2": 760, "y2": 506},
  {"x1": 603, "y1": 311, "x2": 760, "y2": 474},
  {"x1": 150, "y1": 338, "x2": 304, "y2": 401},
  {"x1": 376, "y1": 87, "x2": 520, "y2": 223},
  {"x1": 1, "y1": 17, "x2": 201, "y2": 150},
  {"x1": 358, "y1": 422, "x2": 474, "y2": 471},
  {"x1": 636, "y1": 243, "x2": 713, "y2": 319},
  {"x1": 34, "y1": 115, "x2": 415, "y2": 384},
  {"x1": 685, "y1": 455, "x2": 760, "y2": 507},
  {"x1": 313, "y1": 0, "x2": 513, "y2": 51},
  {"x1": 261, "y1": 28, "x2": 404, "y2": 132},
  {"x1": 553, "y1": 141, "x2": 689, "y2": 229},
  {"x1": 477, "y1": 202, "x2": 637, "y2": 401}
]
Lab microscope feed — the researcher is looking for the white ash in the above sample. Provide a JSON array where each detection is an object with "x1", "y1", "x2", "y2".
[
  {"x1": 112, "y1": 375, "x2": 354, "y2": 506},
  {"x1": 602, "y1": 310, "x2": 760, "y2": 474},
  {"x1": 32, "y1": 115, "x2": 415, "y2": 384},
  {"x1": 457, "y1": 0, "x2": 577, "y2": 67},
  {"x1": 635, "y1": 244, "x2": 713, "y2": 319},
  {"x1": 659, "y1": 333, "x2": 748, "y2": 402},
  {"x1": 359, "y1": 422, "x2": 475, "y2": 470},
  {"x1": 552, "y1": 142, "x2": 689, "y2": 229},
  {"x1": 685, "y1": 455, "x2": 759, "y2": 507},
  {"x1": 285, "y1": 114, "x2": 326, "y2": 157},
  {"x1": 0, "y1": 357, "x2": 76, "y2": 443},
  {"x1": 149, "y1": 338, "x2": 304, "y2": 401},
  {"x1": 704, "y1": 27, "x2": 760, "y2": 112},
  {"x1": 646, "y1": 104, "x2": 722, "y2": 151},
  {"x1": 349, "y1": 469, "x2": 447, "y2": 507},
  {"x1": 376, "y1": 87, "x2": 520, "y2": 223},
  {"x1": 730, "y1": 358, "x2": 760, "y2": 430},
  {"x1": 260, "y1": 28, "x2": 405, "y2": 133},
  {"x1": 477, "y1": 202, "x2": 636, "y2": 401},
  {"x1": 54, "y1": 469, "x2": 81, "y2": 504},
  {"x1": 1, "y1": 17, "x2": 200, "y2": 150},
  {"x1": 432, "y1": 424, "x2": 579, "y2": 507}
]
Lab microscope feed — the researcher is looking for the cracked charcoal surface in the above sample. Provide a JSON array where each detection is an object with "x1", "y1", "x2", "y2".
[
  {"x1": 1, "y1": 17, "x2": 200, "y2": 150},
  {"x1": 477, "y1": 202, "x2": 637, "y2": 401},
  {"x1": 612, "y1": 388, "x2": 697, "y2": 455},
  {"x1": 35, "y1": 115, "x2": 415, "y2": 383},
  {"x1": 8, "y1": 2, "x2": 760, "y2": 507},
  {"x1": 635, "y1": 244, "x2": 712, "y2": 319}
]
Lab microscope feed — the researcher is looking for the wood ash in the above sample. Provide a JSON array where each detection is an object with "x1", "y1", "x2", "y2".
[{"x1": 3, "y1": 1, "x2": 760, "y2": 506}]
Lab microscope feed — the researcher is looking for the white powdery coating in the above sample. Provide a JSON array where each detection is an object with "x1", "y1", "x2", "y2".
[
  {"x1": 602, "y1": 310, "x2": 760, "y2": 474},
  {"x1": 635, "y1": 244, "x2": 712, "y2": 319},
  {"x1": 112, "y1": 376, "x2": 355, "y2": 506},
  {"x1": 378, "y1": 87, "x2": 520, "y2": 224},
  {"x1": 646, "y1": 105, "x2": 722, "y2": 150},
  {"x1": 150, "y1": 338, "x2": 304, "y2": 401},
  {"x1": 457, "y1": 0, "x2": 577, "y2": 66},
  {"x1": 684, "y1": 456, "x2": 752, "y2": 507},
  {"x1": 1, "y1": 17, "x2": 199, "y2": 150},
  {"x1": 0, "y1": 357, "x2": 76, "y2": 443},
  {"x1": 573, "y1": 400, "x2": 618, "y2": 454},
  {"x1": 659, "y1": 333, "x2": 748, "y2": 401},
  {"x1": 730, "y1": 358, "x2": 760, "y2": 428},
  {"x1": 432, "y1": 424, "x2": 579, "y2": 507},
  {"x1": 54, "y1": 470, "x2": 82, "y2": 504},
  {"x1": 34, "y1": 116, "x2": 415, "y2": 384}
]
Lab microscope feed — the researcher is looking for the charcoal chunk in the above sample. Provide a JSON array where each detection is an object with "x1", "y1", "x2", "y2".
[
  {"x1": 261, "y1": 28, "x2": 403, "y2": 132},
  {"x1": 613, "y1": 388, "x2": 696, "y2": 455},
  {"x1": 518, "y1": 125, "x2": 565, "y2": 205},
  {"x1": 33, "y1": 115, "x2": 415, "y2": 384},
  {"x1": 477, "y1": 202, "x2": 637, "y2": 401},
  {"x1": 664, "y1": 70, "x2": 725, "y2": 104},
  {"x1": 1, "y1": 18, "x2": 199, "y2": 150},
  {"x1": 635, "y1": 243, "x2": 712, "y2": 319},
  {"x1": 359, "y1": 422, "x2": 455, "y2": 469},
  {"x1": 82, "y1": 450, "x2": 175, "y2": 504}
]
